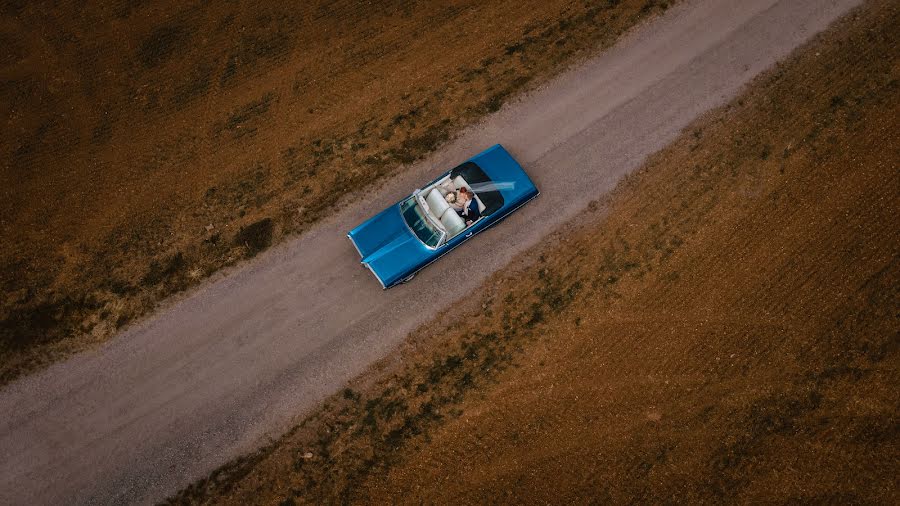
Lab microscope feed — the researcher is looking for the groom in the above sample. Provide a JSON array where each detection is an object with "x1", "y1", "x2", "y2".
[{"x1": 454, "y1": 187, "x2": 481, "y2": 225}]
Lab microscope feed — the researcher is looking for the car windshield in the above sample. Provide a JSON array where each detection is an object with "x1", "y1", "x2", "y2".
[{"x1": 400, "y1": 195, "x2": 442, "y2": 247}]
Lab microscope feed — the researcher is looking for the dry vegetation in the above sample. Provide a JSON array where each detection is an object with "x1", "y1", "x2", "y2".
[
  {"x1": 0, "y1": 0, "x2": 674, "y2": 383},
  {"x1": 167, "y1": 1, "x2": 899, "y2": 503}
]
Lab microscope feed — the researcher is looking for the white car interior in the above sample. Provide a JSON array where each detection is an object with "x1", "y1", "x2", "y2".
[
  {"x1": 424, "y1": 187, "x2": 450, "y2": 218},
  {"x1": 417, "y1": 174, "x2": 486, "y2": 241},
  {"x1": 440, "y1": 207, "x2": 466, "y2": 236}
]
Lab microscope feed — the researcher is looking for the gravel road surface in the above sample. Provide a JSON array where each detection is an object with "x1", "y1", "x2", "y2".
[{"x1": 0, "y1": 0, "x2": 860, "y2": 503}]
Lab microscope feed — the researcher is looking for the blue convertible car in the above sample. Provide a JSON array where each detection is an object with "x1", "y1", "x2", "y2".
[{"x1": 348, "y1": 144, "x2": 538, "y2": 288}]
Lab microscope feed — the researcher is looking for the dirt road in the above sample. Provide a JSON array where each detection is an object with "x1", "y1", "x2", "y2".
[{"x1": 0, "y1": 0, "x2": 861, "y2": 503}]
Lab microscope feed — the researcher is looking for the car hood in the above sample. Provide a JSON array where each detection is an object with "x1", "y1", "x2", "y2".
[
  {"x1": 351, "y1": 204, "x2": 411, "y2": 254},
  {"x1": 349, "y1": 204, "x2": 428, "y2": 286}
]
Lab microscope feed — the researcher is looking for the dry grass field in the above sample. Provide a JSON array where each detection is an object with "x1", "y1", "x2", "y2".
[
  {"x1": 168, "y1": 1, "x2": 898, "y2": 503},
  {"x1": 0, "y1": 0, "x2": 673, "y2": 383}
]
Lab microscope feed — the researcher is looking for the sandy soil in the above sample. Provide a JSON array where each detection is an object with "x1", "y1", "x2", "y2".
[
  {"x1": 1, "y1": 0, "x2": 864, "y2": 504},
  {"x1": 0, "y1": 0, "x2": 673, "y2": 383},
  {"x1": 0, "y1": 0, "x2": 876, "y2": 504},
  {"x1": 166, "y1": 1, "x2": 898, "y2": 503}
]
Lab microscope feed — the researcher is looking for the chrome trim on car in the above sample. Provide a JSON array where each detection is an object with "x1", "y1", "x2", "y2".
[
  {"x1": 349, "y1": 234, "x2": 387, "y2": 288},
  {"x1": 363, "y1": 261, "x2": 387, "y2": 289},
  {"x1": 478, "y1": 190, "x2": 540, "y2": 236}
]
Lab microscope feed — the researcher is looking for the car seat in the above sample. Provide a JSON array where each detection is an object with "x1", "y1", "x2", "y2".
[
  {"x1": 440, "y1": 208, "x2": 466, "y2": 236},
  {"x1": 425, "y1": 188, "x2": 450, "y2": 219}
]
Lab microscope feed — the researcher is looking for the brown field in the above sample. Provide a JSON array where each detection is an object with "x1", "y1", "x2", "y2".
[
  {"x1": 0, "y1": 0, "x2": 674, "y2": 383},
  {"x1": 168, "y1": 1, "x2": 899, "y2": 503}
]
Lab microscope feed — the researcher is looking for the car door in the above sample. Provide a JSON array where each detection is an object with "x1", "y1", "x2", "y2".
[{"x1": 441, "y1": 212, "x2": 491, "y2": 252}]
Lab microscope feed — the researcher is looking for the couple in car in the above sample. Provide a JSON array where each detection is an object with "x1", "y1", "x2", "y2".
[{"x1": 445, "y1": 186, "x2": 480, "y2": 226}]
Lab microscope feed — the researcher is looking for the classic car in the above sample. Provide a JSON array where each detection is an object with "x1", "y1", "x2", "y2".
[{"x1": 348, "y1": 144, "x2": 539, "y2": 288}]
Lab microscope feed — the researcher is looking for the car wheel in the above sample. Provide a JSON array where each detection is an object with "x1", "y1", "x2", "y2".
[{"x1": 401, "y1": 273, "x2": 416, "y2": 284}]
